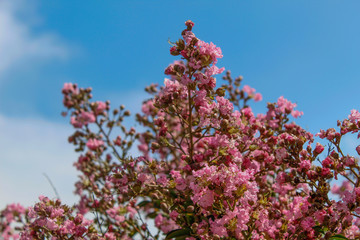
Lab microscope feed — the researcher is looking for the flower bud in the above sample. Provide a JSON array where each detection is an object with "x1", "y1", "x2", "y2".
[
  {"x1": 216, "y1": 87, "x2": 226, "y2": 97},
  {"x1": 160, "y1": 202, "x2": 169, "y2": 213},
  {"x1": 174, "y1": 64, "x2": 185, "y2": 75},
  {"x1": 180, "y1": 50, "x2": 189, "y2": 59},
  {"x1": 186, "y1": 205, "x2": 194, "y2": 212},
  {"x1": 151, "y1": 142, "x2": 159, "y2": 150},
  {"x1": 164, "y1": 65, "x2": 175, "y2": 75},
  {"x1": 141, "y1": 224, "x2": 147, "y2": 231},
  {"x1": 176, "y1": 39, "x2": 185, "y2": 50},
  {"x1": 185, "y1": 20, "x2": 194, "y2": 30},
  {"x1": 170, "y1": 46, "x2": 180, "y2": 56},
  {"x1": 314, "y1": 143, "x2": 325, "y2": 155},
  {"x1": 190, "y1": 37, "x2": 198, "y2": 46},
  {"x1": 191, "y1": 223, "x2": 198, "y2": 232}
]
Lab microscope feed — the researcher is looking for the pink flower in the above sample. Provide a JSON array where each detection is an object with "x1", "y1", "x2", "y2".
[
  {"x1": 114, "y1": 136, "x2": 122, "y2": 146},
  {"x1": 127, "y1": 205, "x2": 137, "y2": 218},
  {"x1": 61, "y1": 220, "x2": 76, "y2": 234},
  {"x1": 205, "y1": 65, "x2": 225, "y2": 77},
  {"x1": 254, "y1": 93, "x2": 262, "y2": 101},
  {"x1": 277, "y1": 96, "x2": 297, "y2": 114},
  {"x1": 45, "y1": 219, "x2": 58, "y2": 231},
  {"x1": 210, "y1": 222, "x2": 228, "y2": 237},
  {"x1": 138, "y1": 173, "x2": 151, "y2": 183},
  {"x1": 243, "y1": 85, "x2": 255, "y2": 95},
  {"x1": 196, "y1": 40, "x2": 223, "y2": 64},
  {"x1": 216, "y1": 96, "x2": 234, "y2": 116},
  {"x1": 299, "y1": 160, "x2": 311, "y2": 171},
  {"x1": 180, "y1": 75, "x2": 192, "y2": 85},
  {"x1": 356, "y1": 145, "x2": 360, "y2": 155},
  {"x1": 79, "y1": 111, "x2": 96, "y2": 124},
  {"x1": 322, "y1": 157, "x2": 332, "y2": 167},
  {"x1": 321, "y1": 167, "x2": 331, "y2": 177},
  {"x1": 343, "y1": 191, "x2": 356, "y2": 204},
  {"x1": 141, "y1": 100, "x2": 155, "y2": 116},
  {"x1": 344, "y1": 156, "x2": 355, "y2": 166},
  {"x1": 95, "y1": 101, "x2": 107, "y2": 115},
  {"x1": 170, "y1": 170, "x2": 187, "y2": 191},
  {"x1": 275, "y1": 148, "x2": 288, "y2": 161},
  {"x1": 70, "y1": 117, "x2": 83, "y2": 128},
  {"x1": 86, "y1": 138, "x2": 104, "y2": 151},
  {"x1": 3, "y1": 203, "x2": 25, "y2": 223},
  {"x1": 182, "y1": 32, "x2": 195, "y2": 45},
  {"x1": 291, "y1": 110, "x2": 303, "y2": 118},
  {"x1": 50, "y1": 208, "x2": 64, "y2": 218},
  {"x1": 314, "y1": 210, "x2": 326, "y2": 224},
  {"x1": 164, "y1": 64, "x2": 175, "y2": 75},
  {"x1": 354, "y1": 187, "x2": 360, "y2": 198},
  {"x1": 331, "y1": 181, "x2": 353, "y2": 196},
  {"x1": 62, "y1": 83, "x2": 78, "y2": 94},
  {"x1": 154, "y1": 214, "x2": 177, "y2": 234},
  {"x1": 106, "y1": 207, "x2": 125, "y2": 224},
  {"x1": 71, "y1": 111, "x2": 96, "y2": 128},
  {"x1": 314, "y1": 143, "x2": 324, "y2": 154},
  {"x1": 301, "y1": 217, "x2": 315, "y2": 231},
  {"x1": 198, "y1": 189, "x2": 215, "y2": 208},
  {"x1": 349, "y1": 109, "x2": 360, "y2": 123},
  {"x1": 170, "y1": 211, "x2": 179, "y2": 221},
  {"x1": 155, "y1": 214, "x2": 164, "y2": 227},
  {"x1": 170, "y1": 46, "x2": 177, "y2": 55},
  {"x1": 104, "y1": 232, "x2": 116, "y2": 240},
  {"x1": 156, "y1": 174, "x2": 169, "y2": 186}
]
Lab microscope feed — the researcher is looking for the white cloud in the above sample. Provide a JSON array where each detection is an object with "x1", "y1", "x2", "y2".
[
  {"x1": 0, "y1": 0, "x2": 75, "y2": 208},
  {"x1": 0, "y1": 0, "x2": 68, "y2": 77},
  {"x1": 0, "y1": 115, "x2": 79, "y2": 209}
]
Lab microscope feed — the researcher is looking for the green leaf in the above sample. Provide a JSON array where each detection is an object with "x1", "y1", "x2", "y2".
[
  {"x1": 165, "y1": 228, "x2": 191, "y2": 240},
  {"x1": 312, "y1": 226, "x2": 325, "y2": 234},
  {"x1": 330, "y1": 234, "x2": 348, "y2": 240},
  {"x1": 153, "y1": 200, "x2": 161, "y2": 208},
  {"x1": 170, "y1": 189, "x2": 178, "y2": 198},
  {"x1": 185, "y1": 213, "x2": 195, "y2": 225},
  {"x1": 137, "y1": 200, "x2": 151, "y2": 207},
  {"x1": 146, "y1": 212, "x2": 158, "y2": 219},
  {"x1": 170, "y1": 204, "x2": 178, "y2": 211}
]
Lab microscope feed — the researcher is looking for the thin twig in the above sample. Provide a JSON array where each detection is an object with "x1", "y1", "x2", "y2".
[
  {"x1": 43, "y1": 173, "x2": 60, "y2": 200},
  {"x1": 91, "y1": 193, "x2": 104, "y2": 235},
  {"x1": 137, "y1": 209, "x2": 155, "y2": 239}
]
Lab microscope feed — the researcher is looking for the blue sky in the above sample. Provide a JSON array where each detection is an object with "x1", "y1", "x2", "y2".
[{"x1": 1, "y1": 0, "x2": 359, "y2": 208}]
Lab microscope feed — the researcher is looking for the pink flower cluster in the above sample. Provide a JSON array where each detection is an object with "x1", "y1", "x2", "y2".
[
  {"x1": 1, "y1": 20, "x2": 360, "y2": 240},
  {"x1": 0, "y1": 203, "x2": 25, "y2": 240},
  {"x1": 20, "y1": 196, "x2": 102, "y2": 239}
]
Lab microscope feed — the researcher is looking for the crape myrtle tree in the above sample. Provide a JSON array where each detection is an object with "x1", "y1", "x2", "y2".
[{"x1": 1, "y1": 20, "x2": 360, "y2": 240}]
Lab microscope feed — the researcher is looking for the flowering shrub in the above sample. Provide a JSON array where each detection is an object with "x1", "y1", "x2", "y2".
[{"x1": 1, "y1": 20, "x2": 360, "y2": 240}]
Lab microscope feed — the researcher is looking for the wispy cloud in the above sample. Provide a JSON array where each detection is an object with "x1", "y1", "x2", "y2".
[
  {"x1": 0, "y1": 114, "x2": 78, "y2": 208},
  {"x1": 0, "y1": 0, "x2": 75, "y2": 208},
  {"x1": 0, "y1": 0, "x2": 69, "y2": 77}
]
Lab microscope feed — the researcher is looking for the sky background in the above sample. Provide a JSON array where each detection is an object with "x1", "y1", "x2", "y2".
[{"x1": 1, "y1": 0, "x2": 359, "y2": 209}]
